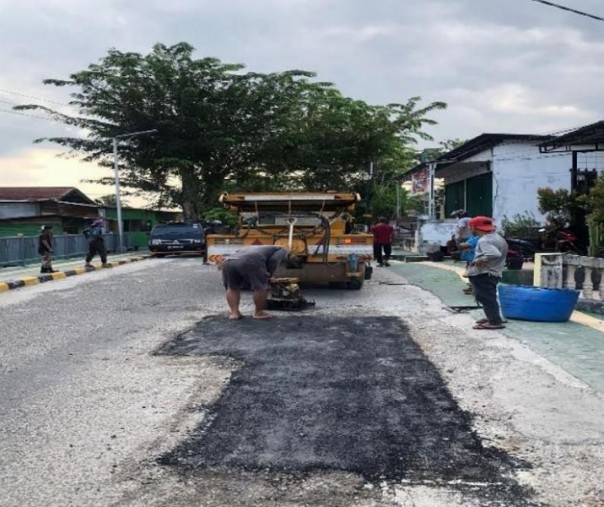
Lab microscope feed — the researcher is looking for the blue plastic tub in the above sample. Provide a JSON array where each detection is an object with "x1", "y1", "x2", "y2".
[{"x1": 498, "y1": 283, "x2": 580, "y2": 322}]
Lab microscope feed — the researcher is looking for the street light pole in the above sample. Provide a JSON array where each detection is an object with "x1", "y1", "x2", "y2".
[
  {"x1": 111, "y1": 129, "x2": 157, "y2": 252},
  {"x1": 112, "y1": 137, "x2": 123, "y2": 252}
]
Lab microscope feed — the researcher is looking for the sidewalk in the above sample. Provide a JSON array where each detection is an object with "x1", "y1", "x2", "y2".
[
  {"x1": 386, "y1": 258, "x2": 604, "y2": 394},
  {"x1": 0, "y1": 252, "x2": 151, "y2": 293}
]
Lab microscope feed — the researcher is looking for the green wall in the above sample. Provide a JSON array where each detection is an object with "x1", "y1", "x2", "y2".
[
  {"x1": 0, "y1": 208, "x2": 181, "y2": 248},
  {"x1": 0, "y1": 222, "x2": 63, "y2": 237},
  {"x1": 103, "y1": 208, "x2": 182, "y2": 248}
]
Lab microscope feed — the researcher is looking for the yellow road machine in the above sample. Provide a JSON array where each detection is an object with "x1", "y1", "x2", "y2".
[{"x1": 207, "y1": 192, "x2": 374, "y2": 294}]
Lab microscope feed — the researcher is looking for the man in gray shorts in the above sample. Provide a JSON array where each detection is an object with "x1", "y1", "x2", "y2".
[{"x1": 222, "y1": 245, "x2": 288, "y2": 320}]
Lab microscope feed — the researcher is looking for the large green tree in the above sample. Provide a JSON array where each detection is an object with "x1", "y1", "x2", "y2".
[{"x1": 17, "y1": 42, "x2": 446, "y2": 219}]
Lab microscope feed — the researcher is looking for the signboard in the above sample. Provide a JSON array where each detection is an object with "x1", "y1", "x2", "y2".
[{"x1": 412, "y1": 168, "x2": 430, "y2": 193}]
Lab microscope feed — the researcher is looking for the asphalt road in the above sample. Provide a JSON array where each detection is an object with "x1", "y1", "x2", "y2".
[{"x1": 0, "y1": 257, "x2": 602, "y2": 507}]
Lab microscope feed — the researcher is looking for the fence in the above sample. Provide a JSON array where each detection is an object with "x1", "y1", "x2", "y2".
[
  {"x1": 534, "y1": 252, "x2": 604, "y2": 301},
  {"x1": 0, "y1": 233, "x2": 143, "y2": 267}
]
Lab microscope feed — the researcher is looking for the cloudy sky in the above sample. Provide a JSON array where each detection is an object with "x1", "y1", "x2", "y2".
[{"x1": 1, "y1": 0, "x2": 603, "y2": 203}]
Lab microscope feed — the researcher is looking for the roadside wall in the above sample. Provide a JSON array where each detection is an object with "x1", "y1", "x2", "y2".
[{"x1": 418, "y1": 221, "x2": 457, "y2": 250}]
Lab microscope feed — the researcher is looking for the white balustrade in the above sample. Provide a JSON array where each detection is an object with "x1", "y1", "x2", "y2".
[{"x1": 535, "y1": 252, "x2": 604, "y2": 301}]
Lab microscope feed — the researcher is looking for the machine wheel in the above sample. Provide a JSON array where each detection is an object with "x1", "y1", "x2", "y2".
[{"x1": 346, "y1": 278, "x2": 364, "y2": 290}]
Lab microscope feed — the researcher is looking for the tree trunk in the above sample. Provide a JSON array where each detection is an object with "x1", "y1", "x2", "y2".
[
  {"x1": 179, "y1": 167, "x2": 201, "y2": 221},
  {"x1": 179, "y1": 165, "x2": 229, "y2": 220}
]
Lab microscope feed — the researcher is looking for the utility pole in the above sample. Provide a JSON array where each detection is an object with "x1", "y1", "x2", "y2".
[
  {"x1": 425, "y1": 158, "x2": 456, "y2": 220},
  {"x1": 112, "y1": 129, "x2": 157, "y2": 252},
  {"x1": 427, "y1": 162, "x2": 436, "y2": 220},
  {"x1": 395, "y1": 178, "x2": 401, "y2": 221}
]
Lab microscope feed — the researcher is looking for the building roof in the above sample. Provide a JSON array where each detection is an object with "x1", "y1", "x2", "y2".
[
  {"x1": 539, "y1": 120, "x2": 604, "y2": 153},
  {"x1": 434, "y1": 134, "x2": 551, "y2": 165},
  {"x1": 402, "y1": 133, "x2": 553, "y2": 179},
  {"x1": 0, "y1": 187, "x2": 97, "y2": 205}
]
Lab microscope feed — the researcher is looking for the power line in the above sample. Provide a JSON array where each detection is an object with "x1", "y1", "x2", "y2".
[
  {"x1": 0, "y1": 94, "x2": 74, "y2": 123},
  {"x1": 0, "y1": 108, "x2": 65, "y2": 123},
  {"x1": 0, "y1": 88, "x2": 71, "y2": 106},
  {"x1": 529, "y1": 0, "x2": 604, "y2": 22}
]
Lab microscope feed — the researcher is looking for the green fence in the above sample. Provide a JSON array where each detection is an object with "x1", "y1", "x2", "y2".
[{"x1": 0, "y1": 233, "x2": 147, "y2": 267}]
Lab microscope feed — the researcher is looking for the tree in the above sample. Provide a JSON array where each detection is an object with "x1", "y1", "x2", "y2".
[
  {"x1": 17, "y1": 42, "x2": 446, "y2": 219},
  {"x1": 581, "y1": 178, "x2": 604, "y2": 224},
  {"x1": 579, "y1": 178, "x2": 604, "y2": 255},
  {"x1": 94, "y1": 194, "x2": 129, "y2": 207},
  {"x1": 537, "y1": 187, "x2": 576, "y2": 229},
  {"x1": 538, "y1": 186, "x2": 588, "y2": 252},
  {"x1": 365, "y1": 137, "x2": 466, "y2": 220}
]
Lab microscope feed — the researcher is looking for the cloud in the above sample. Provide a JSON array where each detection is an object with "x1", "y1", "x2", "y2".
[
  {"x1": 1, "y1": 146, "x2": 101, "y2": 181},
  {"x1": 0, "y1": 0, "x2": 603, "y2": 197}
]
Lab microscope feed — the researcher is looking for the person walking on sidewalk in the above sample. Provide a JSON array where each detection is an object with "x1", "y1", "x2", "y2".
[
  {"x1": 371, "y1": 217, "x2": 394, "y2": 267},
  {"x1": 467, "y1": 216, "x2": 508, "y2": 330},
  {"x1": 84, "y1": 218, "x2": 108, "y2": 268},
  {"x1": 38, "y1": 225, "x2": 57, "y2": 273}
]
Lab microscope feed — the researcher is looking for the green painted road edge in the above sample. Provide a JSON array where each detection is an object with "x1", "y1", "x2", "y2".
[{"x1": 0, "y1": 255, "x2": 152, "y2": 293}]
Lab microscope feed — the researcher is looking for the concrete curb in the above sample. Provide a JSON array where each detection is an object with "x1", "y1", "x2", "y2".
[{"x1": 0, "y1": 255, "x2": 151, "y2": 293}]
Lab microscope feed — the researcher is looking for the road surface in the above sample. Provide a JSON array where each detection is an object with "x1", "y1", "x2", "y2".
[{"x1": 0, "y1": 257, "x2": 602, "y2": 506}]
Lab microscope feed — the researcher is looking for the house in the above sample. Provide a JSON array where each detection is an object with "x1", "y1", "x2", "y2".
[
  {"x1": 538, "y1": 120, "x2": 604, "y2": 194},
  {"x1": 0, "y1": 187, "x2": 181, "y2": 249},
  {"x1": 405, "y1": 122, "x2": 604, "y2": 249},
  {"x1": 0, "y1": 187, "x2": 101, "y2": 236}
]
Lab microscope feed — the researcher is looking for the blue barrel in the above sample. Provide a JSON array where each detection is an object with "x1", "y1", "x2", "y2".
[{"x1": 498, "y1": 284, "x2": 580, "y2": 322}]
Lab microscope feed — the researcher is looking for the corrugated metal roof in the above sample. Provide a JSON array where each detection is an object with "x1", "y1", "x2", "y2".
[
  {"x1": 433, "y1": 133, "x2": 551, "y2": 164},
  {"x1": 539, "y1": 120, "x2": 604, "y2": 152},
  {"x1": 404, "y1": 133, "x2": 553, "y2": 178},
  {"x1": 0, "y1": 187, "x2": 96, "y2": 204}
]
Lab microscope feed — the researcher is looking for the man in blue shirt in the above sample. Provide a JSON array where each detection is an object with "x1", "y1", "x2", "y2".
[{"x1": 459, "y1": 234, "x2": 479, "y2": 294}]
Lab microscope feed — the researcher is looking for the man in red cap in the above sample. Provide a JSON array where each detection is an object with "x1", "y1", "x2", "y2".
[{"x1": 467, "y1": 216, "x2": 508, "y2": 330}]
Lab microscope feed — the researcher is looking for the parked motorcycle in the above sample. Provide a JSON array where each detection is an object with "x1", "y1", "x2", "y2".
[
  {"x1": 538, "y1": 227, "x2": 583, "y2": 255},
  {"x1": 505, "y1": 237, "x2": 538, "y2": 261}
]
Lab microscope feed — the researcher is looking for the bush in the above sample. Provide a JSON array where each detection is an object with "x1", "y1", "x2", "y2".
[
  {"x1": 500, "y1": 212, "x2": 541, "y2": 239},
  {"x1": 537, "y1": 187, "x2": 576, "y2": 229},
  {"x1": 203, "y1": 207, "x2": 238, "y2": 227}
]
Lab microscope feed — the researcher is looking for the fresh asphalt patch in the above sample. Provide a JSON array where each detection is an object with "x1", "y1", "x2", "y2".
[{"x1": 156, "y1": 315, "x2": 535, "y2": 504}]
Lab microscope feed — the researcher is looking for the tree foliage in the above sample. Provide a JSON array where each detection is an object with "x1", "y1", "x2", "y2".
[
  {"x1": 537, "y1": 187, "x2": 579, "y2": 229},
  {"x1": 581, "y1": 177, "x2": 604, "y2": 224},
  {"x1": 17, "y1": 42, "x2": 447, "y2": 219},
  {"x1": 94, "y1": 194, "x2": 129, "y2": 206},
  {"x1": 500, "y1": 212, "x2": 541, "y2": 238}
]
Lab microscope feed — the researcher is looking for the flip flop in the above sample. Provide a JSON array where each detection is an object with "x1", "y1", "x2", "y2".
[
  {"x1": 475, "y1": 318, "x2": 508, "y2": 325},
  {"x1": 473, "y1": 323, "x2": 506, "y2": 330},
  {"x1": 228, "y1": 314, "x2": 244, "y2": 320}
]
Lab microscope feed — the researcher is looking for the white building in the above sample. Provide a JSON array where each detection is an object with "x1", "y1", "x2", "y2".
[{"x1": 406, "y1": 122, "x2": 604, "y2": 249}]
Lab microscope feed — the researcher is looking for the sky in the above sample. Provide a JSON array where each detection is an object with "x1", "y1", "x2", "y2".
[{"x1": 0, "y1": 0, "x2": 603, "y2": 206}]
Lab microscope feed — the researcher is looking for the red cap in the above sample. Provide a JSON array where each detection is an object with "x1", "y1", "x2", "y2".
[{"x1": 469, "y1": 216, "x2": 496, "y2": 232}]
